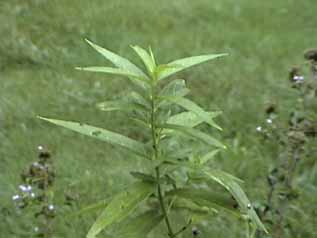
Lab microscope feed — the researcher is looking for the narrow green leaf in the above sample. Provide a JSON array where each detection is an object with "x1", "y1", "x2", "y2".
[
  {"x1": 160, "y1": 96, "x2": 222, "y2": 130},
  {"x1": 130, "y1": 171, "x2": 156, "y2": 183},
  {"x1": 115, "y1": 210, "x2": 163, "y2": 238},
  {"x1": 167, "y1": 111, "x2": 221, "y2": 128},
  {"x1": 97, "y1": 100, "x2": 146, "y2": 113},
  {"x1": 160, "y1": 79, "x2": 189, "y2": 98},
  {"x1": 203, "y1": 170, "x2": 268, "y2": 233},
  {"x1": 158, "y1": 53, "x2": 228, "y2": 80},
  {"x1": 97, "y1": 92, "x2": 149, "y2": 113},
  {"x1": 84, "y1": 39, "x2": 149, "y2": 90},
  {"x1": 97, "y1": 100, "x2": 131, "y2": 112},
  {"x1": 76, "y1": 66, "x2": 141, "y2": 78},
  {"x1": 172, "y1": 197, "x2": 211, "y2": 214},
  {"x1": 38, "y1": 117, "x2": 148, "y2": 158},
  {"x1": 87, "y1": 182, "x2": 154, "y2": 238},
  {"x1": 200, "y1": 149, "x2": 220, "y2": 164},
  {"x1": 167, "y1": 188, "x2": 238, "y2": 215},
  {"x1": 131, "y1": 45, "x2": 155, "y2": 74},
  {"x1": 85, "y1": 39, "x2": 147, "y2": 78},
  {"x1": 148, "y1": 47, "x2": 156, "y2": 66},
  {"x1": 160, "y1": 123, "x2": 226, "y2": 149}
]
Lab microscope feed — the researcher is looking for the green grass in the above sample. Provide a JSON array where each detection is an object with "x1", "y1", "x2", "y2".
[{"x1": 1, "y1": 0, "x2": 317, "y2": 237}]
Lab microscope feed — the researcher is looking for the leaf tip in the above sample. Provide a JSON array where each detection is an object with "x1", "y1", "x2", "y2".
[{"x1": 85, "y1": 38, "x2": 92, "y2": 44}]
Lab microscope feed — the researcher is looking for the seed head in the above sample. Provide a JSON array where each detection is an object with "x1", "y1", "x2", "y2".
[
  {"x1": 304, "y1": 48, "x2": 317, "y2": 62},
  {"x1": 265, "y1": 104, "x2": 276, "y2": 115},
  {"x1": 192, "y1": 227, "x2": 200, "y2": 237}
]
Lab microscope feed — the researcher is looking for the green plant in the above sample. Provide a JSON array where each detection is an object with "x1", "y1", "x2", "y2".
[
  {"x1": 39, "y1": 40, "x2": 267, "y2": 238},
  {"x1": 12, "y1": 145, "x2": 56, "y2": 237},
  {"x1": 255, "y1": 49, "x2": 317, "y2": 238}
]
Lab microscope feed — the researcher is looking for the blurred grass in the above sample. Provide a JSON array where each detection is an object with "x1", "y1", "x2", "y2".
[{"x1": 1, "y1": 0, "x2": 317, "y2": 237}]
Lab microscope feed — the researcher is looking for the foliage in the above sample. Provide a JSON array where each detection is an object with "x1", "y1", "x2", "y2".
[
  {"x1": 255, "y1": 50, "x2": 317, "y2": 238},
  {"x1": 39, "y1": 41, "x2": 267, "y2": 237},
  {"x1": 10, "y1": 146, "x2": 56, "y2": 237},
  {"x1": 1, "y1": 1, "x2": 317, "y2": 238}
]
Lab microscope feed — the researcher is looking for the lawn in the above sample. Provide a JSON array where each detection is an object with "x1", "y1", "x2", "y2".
[{"x1": 1, "y1": 0, "x2": 317, "y2": 237}]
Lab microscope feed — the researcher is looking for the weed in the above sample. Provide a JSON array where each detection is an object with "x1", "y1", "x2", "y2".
[
  {"x1": 255, "y1": 49, "x2": 317, "y2": 238},
  {"x1": 39, "y1": 40, "x2": 266, "y2": 237}
]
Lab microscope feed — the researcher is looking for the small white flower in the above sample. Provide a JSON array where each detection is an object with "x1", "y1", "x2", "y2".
[
  {"x1": 30, "y1": 193, "x2": 36, "y2": 198},
  {"x1": 38, "y1": 145, "x2": 44, "y2": 151},
  {"x1": 12, "y1": 195, "x2": 20, "y2": 201},
  {"x1": 256, "y1": 126, "x2": 262, "y2": 132},
  {"x1": 34, "y1": 227, "x2": 39, "y2": 232},
  {"x1": 19, "y1": 185, "x2": 27, "y2": 192},
  {"x1": 293, "y1": 75, "x2": 304, "y2": 82},
  {"x1": 19, "y1": 185, "x2": 32, "y2": 192},
  {"x1": 266, "y1": 118, "x2": 273, "y2": 124},
  {"x1": 48, "y1": 204, "x2": 54, "y2": 210}
]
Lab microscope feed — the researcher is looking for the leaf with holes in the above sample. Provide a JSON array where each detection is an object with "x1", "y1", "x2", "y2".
[{"x1": 38, "y1": 117, "x2": 148, "y2": 158}]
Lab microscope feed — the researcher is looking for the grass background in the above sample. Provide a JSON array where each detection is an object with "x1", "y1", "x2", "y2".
[{"x1": 1, "y1": 0, "x2": 317, "y2": 237}]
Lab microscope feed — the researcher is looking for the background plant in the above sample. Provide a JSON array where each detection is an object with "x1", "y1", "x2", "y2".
[
  {"x1": 255, "y1": 49, "x2": 317, "y2": 238},
  {"x1": 39, "y1": 40, "x2": 266, "y2": 238},
  {"x1": 10, "y1": 146, "x2": 56, "y2": 237}
]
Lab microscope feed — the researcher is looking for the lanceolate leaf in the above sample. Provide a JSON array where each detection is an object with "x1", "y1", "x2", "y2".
[
  {"x1": 130, "y1": 171, "x2": 156, "y2": 183},
  {"x1": 85, "y1": 39, "x2": 147, "y2": 78},
  {"x1": 166, "y1": 111, "x2": 221, "y2": 128},
  {"x1": 114, "y1": 210, "x2": 163, "y2": 238},
  {"x1": 38, "y1": 117, "x2": 148, "y2": 158},
  {"x1": 97, "y1": 100, "x2": 146, "y2": 112},
  {"x1": 172, "y1": 197, "x2": 211, "y2": 214},
  {"x1": 203, "y1": 170, "x2": 268, "y2": 233},
  {"x1": 97, "y1": 91, "x2": 149, "y2": 113},
  {"x1": 200, "y1": 149, "x2": 221, "y2": 164},
  {"x1": 166, "y1": 188, "x2": 238, "y2": 215},
  {"x1": 131, "y1": 45, "x2": 156, "y2": 74},
  {"x1": 84, "y1": 39, "x2": 149, "y2": 89},
  {"x1": 75, "y1": 66, "x2": 148, "y2": 83},
  {"x1": 160, "y1": 123, "x2": 226, "y2": 149},
  {"x1": 160, "y1": 79, "x2": 189, "y2": 98},
  {"x1": 158, "y1": 53, "x2": 228, "y2": 81},
  {"x1": 160, "y1": 96, "x2": 222, "y2": 130},
  {"x1": 148, "y1": 47, "x2": 156, "y2": 66},
  {"x1": 87, "y1": 182, "x2": 154, "y2": 238}
]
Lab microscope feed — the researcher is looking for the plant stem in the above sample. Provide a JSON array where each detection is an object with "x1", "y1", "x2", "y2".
[
  {"x1": 150, "y1": 78, "x2": 174, "y2": 237},
  {"x1": 156, "y1": 167, "x2": 175, "y2": 237}
]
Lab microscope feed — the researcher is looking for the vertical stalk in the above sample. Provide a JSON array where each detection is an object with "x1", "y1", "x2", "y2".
[{"x1": 150, "y1": 76, "x2": 174, "y2": 237}]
